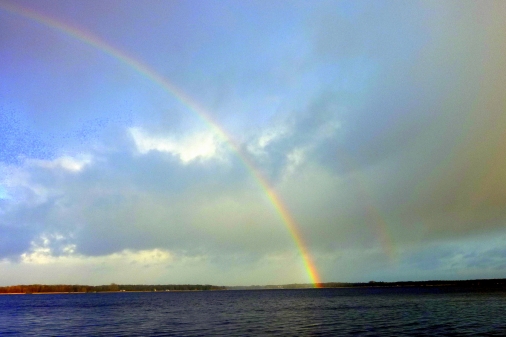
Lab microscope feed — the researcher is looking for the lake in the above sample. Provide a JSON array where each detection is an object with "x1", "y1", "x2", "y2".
[{"x1": 0, "y1": 287, "x2": 505, "y2": 336}]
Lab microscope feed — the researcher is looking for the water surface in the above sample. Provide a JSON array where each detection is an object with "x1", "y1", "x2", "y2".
[{"x1": 0, "y1": 287, "x2": 505, "y2": 336}]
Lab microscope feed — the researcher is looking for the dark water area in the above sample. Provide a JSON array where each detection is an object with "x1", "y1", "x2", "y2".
[{"x1": 0, "y1": 287, "x2": 505, "y2": 336}]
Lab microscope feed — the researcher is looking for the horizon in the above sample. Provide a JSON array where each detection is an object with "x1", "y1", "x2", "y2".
[
  {"x1": 2, "y1": 276, "x2": 506, "y2": 289},
  {"x1": 1, "y1": 0, "x2": 506, "y2": 286}
]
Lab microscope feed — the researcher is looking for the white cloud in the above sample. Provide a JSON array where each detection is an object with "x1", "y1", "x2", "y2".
[
  {"x1": 0, "y1": 154, "x2": 91, "y2": 205},
  {"x1": 0, "y1": 247, "x2": 176, "y2": 285},
  {"x1": 21, "y1": 234, "x2": 76, "y2": 264},
  {"x1": 28, "y1": 155, "x2": 92, "y2": 172},
  {"x1": 20, "y1": 233, "x2": 173, "y2": 266},
  {"x1": 1, "y1": 163, "x2": 48, "y2": 204},
  {"x1": 283, "y1": 147, "x2": 308, "y2": 178},
  {"x1": 247, "y1": 125, "x2": 290, "y2": 157},
  {"x1": 258, "y1": 126, "x2": 288, "y2": 149},
  {"x1": 129, "y1": 127, "x2": 224, "y2": 163}
]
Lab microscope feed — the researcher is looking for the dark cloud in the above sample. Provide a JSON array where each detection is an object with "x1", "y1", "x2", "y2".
[{"x1": 235, "y1": 1, "x2": 506, "y2": 263}]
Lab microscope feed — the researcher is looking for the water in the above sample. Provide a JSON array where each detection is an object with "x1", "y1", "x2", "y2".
[{"x1": 0, "y1": 287, "x2": 505, "y2": 336}]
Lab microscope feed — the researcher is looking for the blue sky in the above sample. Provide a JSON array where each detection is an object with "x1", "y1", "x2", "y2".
[{"x1": 1, "y1": 0, "x2": 506, "y2": 286}]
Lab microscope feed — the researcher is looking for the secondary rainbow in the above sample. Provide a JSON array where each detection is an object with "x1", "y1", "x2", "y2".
[
  {"x1": 334, "y1": 149, "x2": 396, "y2": 261},
  {"x1": 1, "y1": 1, "x2": 322, "y2": 286}
]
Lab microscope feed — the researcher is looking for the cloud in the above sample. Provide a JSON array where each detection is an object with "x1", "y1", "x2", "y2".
[
  {"x1": 21, "y1": 238, "x2": 172, "y2": 267},
  {"x1": 27, "y1": 155, "x2": 92, "y2": 172},
  {"x1": 242, "y1": 91, "x2": 344, "y2": 182},
  {"x1": 1, "y1": 1, "x2": 506, "y2": 285},
  {"x1": 0, "y1": 247, "x2": 177, "y2": 285},
  {"x1": 246, "y1": 125, "x2": 289, "y2": 157},
  {"x1": 21, "y1": 233, "x2": 76, "y2": 264},
  {"x1": 129, "y1": 127, "x2": 225, "y2": 164},
  {"x1": 290, "y1": 1, "x2": 506, "y2": 242},
  {"x1": 0, "y1": 134, "x2": 294, "y2": 263},
  {"x1": 0, "y1": 246, "x2": 312, "y2": 286}
]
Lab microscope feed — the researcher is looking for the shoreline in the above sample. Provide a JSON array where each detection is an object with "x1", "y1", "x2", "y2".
[
  {"x1": 1, "y1": 281, "x2": 505, "y2": 295},
  {"x1": 1, "y1": 278, "x2": 505, "y2": 295}
]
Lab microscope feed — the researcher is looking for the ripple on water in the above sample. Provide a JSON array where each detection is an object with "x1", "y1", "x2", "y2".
[{"x1": 0, "y1": 288, "x2": 505, "y2": 336}]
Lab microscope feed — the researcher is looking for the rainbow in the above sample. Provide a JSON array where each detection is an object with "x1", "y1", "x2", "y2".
[
  {"x1": 0, "y1": 1, "x2": 322, "y2": 286},
  {"x1": 334, "y1": 148, "x2": 396, "y2": 262}
]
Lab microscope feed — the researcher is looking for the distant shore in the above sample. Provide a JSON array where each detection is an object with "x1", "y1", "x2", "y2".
[
  {"x1": 0, "y1": 284, "x2": 225, "y2": 294},
  {"x1": 0, "y1": 290, "x2": 210, "y2": 295},
  {"x1": 1, "y1": 278, "x2": 505, "y2": 294},
  {"x1": 234, "y1": 278, "x2": 506, "y2": 290}
]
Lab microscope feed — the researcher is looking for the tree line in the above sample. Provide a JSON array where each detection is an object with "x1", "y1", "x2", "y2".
[
  {"x1": 228, "y1": 278, "x2": 506, "y2": 290},
  {"x1": 0, "y1": 283, "x2": 226, "y2": 294},
  {"x1": 2, "y1": 278, "x2": 504, "y2": 293}
]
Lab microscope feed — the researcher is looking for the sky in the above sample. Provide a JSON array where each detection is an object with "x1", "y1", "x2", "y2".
[{"x1": 1, "y1": 0, "x2": 506, "y2": 286}]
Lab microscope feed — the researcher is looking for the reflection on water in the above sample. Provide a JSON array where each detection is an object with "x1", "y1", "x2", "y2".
[{"x1": 0, "y1": 287, "x2": 505, "y2": 336}]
